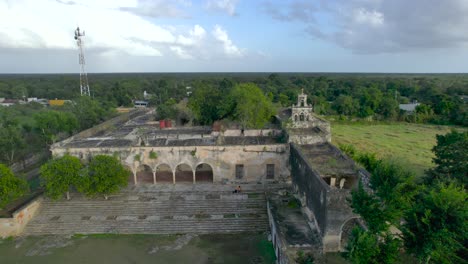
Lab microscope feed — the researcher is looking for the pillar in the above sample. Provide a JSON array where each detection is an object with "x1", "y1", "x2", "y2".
[
  {"x1": 172, "y1": 171, "x2": 176, "y2": 184},
  {"x1": 193, "y1": 170, "x2": 196, "y2": 184},
  {"x1": 153, "y1": 171, "x2": 156, "y2": 185},
  {"x1": 133, "y1": 171, "x2": 137, "y2": 185}
]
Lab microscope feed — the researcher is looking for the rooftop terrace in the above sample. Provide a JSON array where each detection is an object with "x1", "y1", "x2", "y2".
[{"x1": 57, "y1": 112, "x2": 284, "y2": 149}]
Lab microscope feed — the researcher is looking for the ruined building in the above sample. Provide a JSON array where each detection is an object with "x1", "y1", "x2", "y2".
[{"x1": 19, "y1": 91, "x2": 365, "y2": 261}]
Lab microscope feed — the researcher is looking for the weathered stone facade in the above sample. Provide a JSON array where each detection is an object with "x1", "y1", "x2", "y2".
[{"x1": 46, "y1": 90, "x2": 364, "y2": 254}]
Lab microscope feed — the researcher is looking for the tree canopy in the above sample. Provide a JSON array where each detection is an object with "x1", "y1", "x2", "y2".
[
  {"x1": 40, "y1": 155, "x2": 83, "y2": 200},
  {"x1": 426, "y1": 130, "x2": 468, "y2": 187},
  {"x1": 229, "y1": 83, "x2": 275, "y2": 129},
  {"x1": 81, "y1": 155, "x2": 129, "y2": 199},
  {"x1": 0, "y1": 164, "x2": 28, "y2": 208}
]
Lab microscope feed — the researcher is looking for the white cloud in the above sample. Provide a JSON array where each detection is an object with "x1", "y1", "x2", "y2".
[
  {"x1": 205, "y1": 0, "x2": 238, "y2": 16},
  {"x1": 352, "y1": 8, "x2": 384, "y2": 27},
  {"x1": 212, "y1": 25, "x2": 243, "y2": 57},
  {"x1": 0, "y1": 0, "x2": 245, "y2": 60}
]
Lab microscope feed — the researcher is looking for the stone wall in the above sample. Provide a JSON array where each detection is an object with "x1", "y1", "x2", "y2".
[
  {"x1": 267, "y1": 200, "x2": 289, "y2": 264},
  {"x1": 289, "y1": 143, "x2": 357, "y2": 252},
  {"x1": 323, "y1": 189, "x2": 357, "y2": 252},
  {"x1": 52, "y1": 144, "x2": 290, "y2": 184},
  {"x1": 290, "y1": 144, "x2": 329, "y2": 235},
  {"x1": 0, "y1": 196, "x2": 43, "y2": 238}
]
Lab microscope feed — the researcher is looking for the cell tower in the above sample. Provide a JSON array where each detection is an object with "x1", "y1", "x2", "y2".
[{"x1": 74, "y1": 27, "x2": 91, "y2": 96}]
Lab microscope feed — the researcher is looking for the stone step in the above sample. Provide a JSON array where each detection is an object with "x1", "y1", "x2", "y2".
[
  {"x1": 24, "y1": 219, "x2": 269, "y2": 235},
  {"x1": 24, "y1": 189, "x2": 270, "y2": 236}
]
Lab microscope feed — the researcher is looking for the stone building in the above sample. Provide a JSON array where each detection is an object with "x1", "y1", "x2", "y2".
[{"x1": 49, "y1": 90, "x2": 364, "y2": 255}]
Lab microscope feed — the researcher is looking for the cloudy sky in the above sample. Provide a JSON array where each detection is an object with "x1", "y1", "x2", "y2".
[{"x1": 1, "y1": 0, "x2": 468, "y2": 73}]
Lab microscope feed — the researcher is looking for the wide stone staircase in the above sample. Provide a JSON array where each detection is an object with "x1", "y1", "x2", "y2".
[{"x1": 23, "y1": 185, "x2": 277, "y2": 235}]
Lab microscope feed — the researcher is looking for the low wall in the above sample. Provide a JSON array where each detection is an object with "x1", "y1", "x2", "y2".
[
  {"x1": 0, "y1": 196, "x2": 43, "y2": 238},
  {"x1": 267, "y1": 200, "x2": 289, "y2": 264},
  {"x1": 223, "y1": 129, "x2": 282, "y2": 137}
]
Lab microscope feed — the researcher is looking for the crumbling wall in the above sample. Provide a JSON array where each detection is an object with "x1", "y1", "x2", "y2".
[{"x1": 0, "y1": 196, "x2": 43, "y2": 237}]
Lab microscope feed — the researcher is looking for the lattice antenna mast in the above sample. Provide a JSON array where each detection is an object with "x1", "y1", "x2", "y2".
[{"x1": 74, "y1": 27, "x2": 91, "y2": 96}]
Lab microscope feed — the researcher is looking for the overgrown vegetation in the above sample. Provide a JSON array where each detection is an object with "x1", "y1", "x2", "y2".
[
  {"x1": 0, "y1": 165, "x2": 28, "y2": 209},
  {"x1": 341, "y1": 130, "x2": 467, "y2": 264},
  {"x1": 0, "y1": 98, "x2": 115, "y2": 166}
]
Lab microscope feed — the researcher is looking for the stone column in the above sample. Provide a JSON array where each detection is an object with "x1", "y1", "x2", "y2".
[
  {"x1": 193, "y1": 170, "x2": 196, "y2": 184},
  {"x1": 172, "y1": 171, "x2": 176, "y2": 184},
  {"x1": 153, "y1": 171, "x2": 156, "y2": 185},
  {"x1": 133, "y1": 171, "x2": 137, "y2": 185}
]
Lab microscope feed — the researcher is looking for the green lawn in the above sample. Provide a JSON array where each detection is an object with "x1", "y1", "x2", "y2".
[
  {"x1": 331, "y1": 122, "x2": 457, "y2": 176},
  {"x1": 0, "y1": 233, "x2": 275, "y2": 264}
]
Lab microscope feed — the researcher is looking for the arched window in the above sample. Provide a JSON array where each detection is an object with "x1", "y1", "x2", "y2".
[{"x1": 300, "y1": 112, "x2": 305, "y2": 121}]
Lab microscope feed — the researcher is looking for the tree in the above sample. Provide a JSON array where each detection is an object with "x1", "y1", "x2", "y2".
[
  {"x1": 426, "y1": 130, "x2": 468, "y2": 187},
  {"x1": 65, "y1": 96, "x2": 114, "y2": 130},
  {"x1": 0, "y1": 164, "x2": 28, "y2": 208},
  {"x1": 188, "y1": 82, "x2": 227, "y2": 125},
  {"x1": 39, "y1": 155, "x2": 83, "y2": 200},
  {"x1": 344, "y1": 228, "x2": 400, "y2": 264},
  {"x1": 81, "y1": 155, "x2": 129, "y2": 199},
  {"x1": 349, "y1": 183, "x2": 392, "y2": 233},
  {"x1": 333, "y1": 95, "x2": 359, "y2": 116},
  {"x1": 34, "y1": 110, "x2": 78, "y2": 145},
  {"x1": 230, "y1": 83, "x2": 275, "y2": 129},
  {"x1": 0, "y1": 110, "x2": 25, "y2": 165},
  {"x1": 402, "y1": 183, "x2": 467, "y2": 263},
  {"x1": 0, "y1": 125, "x2": 25, "y2": 165},
  {"x1": 156, "y1": 98, "x2": 177, "y2": 120},
  {"x1": 377, "y1": 97, "x2": 399, "y2": 120}
]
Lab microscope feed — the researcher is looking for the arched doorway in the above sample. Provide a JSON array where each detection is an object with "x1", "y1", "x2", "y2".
[
  {"x1": 340, "y1": 218, "x2": 361, "y2": 251},
  {"x1": 175, "y1": 164, "x2": 193, "y2": 183},
  {"x1": 300, "y1": 112, "x2": 305, "y2": 121},
  {"x1": 136, "y1": 164, "x2": 153, "y2": 184},
  {"x1": 195, "y1": 163, "x2": 213, "y2": 183},
  {"x1": 156, "y1": 164, "x2": 172, "y2": 183}
]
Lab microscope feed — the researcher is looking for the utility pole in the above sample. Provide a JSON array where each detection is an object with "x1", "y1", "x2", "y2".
[{"x1": 74, "y1": 27, "x2": 91, "y2": 96}]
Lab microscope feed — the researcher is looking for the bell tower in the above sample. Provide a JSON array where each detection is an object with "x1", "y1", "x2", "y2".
[{"x1": 291, "y1": 89, "x2": 313, "y2": 127}]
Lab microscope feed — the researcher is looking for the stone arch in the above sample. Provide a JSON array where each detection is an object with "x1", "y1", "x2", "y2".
[
  {"x1": 136, "y1": 164, "x2": 153, "y2": 184},
  {"x1": 175, "y1": 163, "x2": 193, "y2": 183},
  {"x1": 339, "y1": 217, "x2": 361, "y2": 251},
  {"x1": 195, "y1": 163, "x2": 213, "y2": 183},
  {"x1": 156, "y1": 163, "x2": 173, "y2": 183},
  {"x1": 300, "y1": 112, "x2": 305, "y2": 121},
  {"x1": 294, "y1": 114, "x2": 298, "y2": 121}
]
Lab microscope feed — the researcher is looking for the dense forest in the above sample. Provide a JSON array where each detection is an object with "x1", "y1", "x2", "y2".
[{"x1": 1, "y1": 73, "x2": 466, "y2": 127}]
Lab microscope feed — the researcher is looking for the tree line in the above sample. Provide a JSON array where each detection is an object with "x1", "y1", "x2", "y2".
[
  {"x1": 1, "y1": 73, "x2": 466, "y2": 126},
  {"x1": 340, "y1": 130, "x2": 467, "y2": 264}
]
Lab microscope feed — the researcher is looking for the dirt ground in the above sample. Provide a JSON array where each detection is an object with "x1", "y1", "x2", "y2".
[{"x1": 0, "y1": 233, "x2": 276, "y2": 264}]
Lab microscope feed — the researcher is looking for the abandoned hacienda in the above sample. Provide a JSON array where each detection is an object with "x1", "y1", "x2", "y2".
[{"x1": 1, "y1": 91, "x2": 368, "y2": 263}]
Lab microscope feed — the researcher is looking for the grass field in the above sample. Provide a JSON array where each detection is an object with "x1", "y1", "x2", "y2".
[
  {"x1": 0, "y1": 233, "x2": 276, "y2": 264},
  {"x1": 331, "y1": 122, "x2": 457, "y2": 176}
]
